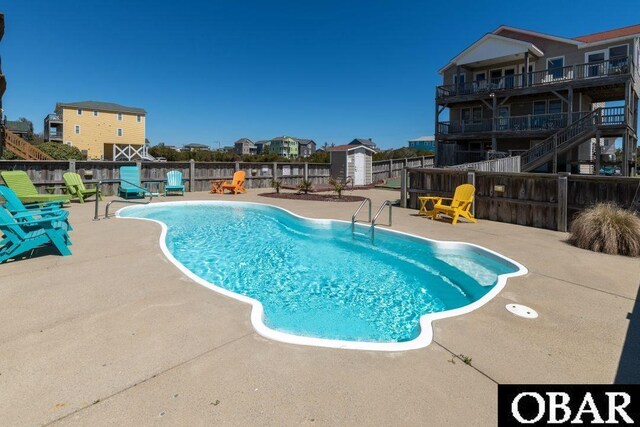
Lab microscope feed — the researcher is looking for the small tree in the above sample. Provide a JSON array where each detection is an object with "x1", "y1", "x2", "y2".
[
  {"x1": 297, "y1": 180, "x2": 313, "y2": 195},
  {"x1": 271, "y1": 179, "x2": 282, "y2": 194},
  {"x1": 329, "y1": 178, "x2": 347, "y2": 199}
]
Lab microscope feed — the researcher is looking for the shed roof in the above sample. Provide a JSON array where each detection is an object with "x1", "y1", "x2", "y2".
[{"x1": 328, "y1": 144, "x2": 376, "y2": 153}]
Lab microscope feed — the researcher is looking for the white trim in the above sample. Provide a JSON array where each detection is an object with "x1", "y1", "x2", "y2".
[
  {"x1": 546, "y1": 55, "x2": 565, "y2": 69},
  {"x1": 116, "y1": 201, "x2": 528, "y2": 352},
  {"x1": 77, "y1": 108, "x2": 82, "y2": 116},
  {"x1": 74, "y1": 125, "x2": 81, "y2": 135},
  {"x1": 584, "y1": 49, "x2": 608, "y2": 62},
  {"x1": 117, "y1": 128, "x2": 123, "y2": 137},
  {"x1": 117, "y1": 112, "x2": 123, "y2": 121},
  {"x1": 494, "y1": 25, "x2": 583, "y2": 46},
  {"x1": 93, "y1": 110, "x2": 99, "y2": 117}
]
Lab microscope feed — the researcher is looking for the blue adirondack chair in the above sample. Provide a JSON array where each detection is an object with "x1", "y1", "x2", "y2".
[
  {"x1": 164, "y1": 170, "x2": 185, "y2": 196},
  {"x1": 0, "y1": 204, "x2": 72, "y2": 263},
  {"x1": 0, "y1": 185, "x2": 72, "y2": 234},
  {"x1": 118, "y1": 166, "x2": 152, "y2": 199}
]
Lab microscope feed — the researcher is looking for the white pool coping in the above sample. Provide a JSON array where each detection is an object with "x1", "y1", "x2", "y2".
[{"x1": 117, "y1": 201, "x2": 528, "y2": 352}]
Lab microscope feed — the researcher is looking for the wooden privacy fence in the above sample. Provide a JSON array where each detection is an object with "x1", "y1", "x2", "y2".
[
  {"x1": 402, "y1": 167, "x2": 640, "y2": 231},
  {"x1": 371, "y1": 156, "x2": 435, "y2": 183},
  {"x1": 0, "y1": 160, "x2": 331, "y2": 196}
]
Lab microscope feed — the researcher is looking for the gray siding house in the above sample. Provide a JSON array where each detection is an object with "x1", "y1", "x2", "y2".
[
  {"x1": 435, "y1": 24, "x2": 639, "y2": 176},
  {"x1": 234, "y1": 138, "x2": 257, "y2": 155},
  {"x1": 328, "y1": 144, "x2": 375, "y2": 185},
  {"x1": 296, "y1": 138, "x2": 317, "y2": 157}
]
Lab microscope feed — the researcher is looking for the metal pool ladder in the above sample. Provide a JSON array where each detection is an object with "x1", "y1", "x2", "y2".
[
  {"x1": 370, "y1": 200, "x2": 392, "y2": 239},
  {"x1": 351, "y1": 198, "x2": 393, "y2": 240},
  {"x1": 351, "y1": 198, "x2": 372, "y2": 233}
]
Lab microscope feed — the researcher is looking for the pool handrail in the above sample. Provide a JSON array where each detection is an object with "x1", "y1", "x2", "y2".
[
  {"x1": 370, "y1": 200, "x2": 392, "y2": 240},
  {"x1": 351, "y1": 198, "x2": 372, "y2": 233}
]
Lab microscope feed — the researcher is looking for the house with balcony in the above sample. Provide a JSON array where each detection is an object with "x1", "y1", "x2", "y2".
[
  {"x1": 269, "y1": 136, "x2": 299, "y2": 158},
  {"x1": 435, "y1": 24, "x2": 639, "y2": 176},
  {"x1": 233, "y1": 138, "x2": 257, "y2": 155},
  {"x1": 44, "y1": 101, "x2": 149, "y2": 160}
]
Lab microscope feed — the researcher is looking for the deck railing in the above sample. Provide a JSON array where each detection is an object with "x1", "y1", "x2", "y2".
[
  {"x1": 436, "y1": 56, "x2": 632, "y2": 99},
  {"x1": 438, "y1": 107, "x2": 626, "y2": 136}
]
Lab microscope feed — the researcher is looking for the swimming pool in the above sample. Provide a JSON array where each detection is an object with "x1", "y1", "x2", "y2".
[{"x1": 118, "y1": 202, "x2": 526, "y2": 351}]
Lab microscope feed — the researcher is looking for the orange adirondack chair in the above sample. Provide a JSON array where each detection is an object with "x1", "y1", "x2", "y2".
[{"x1": 222, "y1": 171, "x2": 247, "y2": 195}]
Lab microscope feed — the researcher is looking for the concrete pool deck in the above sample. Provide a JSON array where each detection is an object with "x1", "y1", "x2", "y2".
[{"x1": 1, "y1": 188, "x2": 638, "y2": 426}]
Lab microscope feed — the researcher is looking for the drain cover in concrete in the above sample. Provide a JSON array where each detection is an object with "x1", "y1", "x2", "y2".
[{"x1": 506, "y1": 304, "x2": 538, "y2": 319}]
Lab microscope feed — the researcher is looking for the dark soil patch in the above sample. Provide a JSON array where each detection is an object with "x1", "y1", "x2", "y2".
[{"x1": 259, "y1": 192, "x2": 367, "y2": 202}]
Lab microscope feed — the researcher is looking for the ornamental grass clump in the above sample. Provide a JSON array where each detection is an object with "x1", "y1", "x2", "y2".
[{"x1": 569, "y1": 203, "x2": 640, "y2": 257}]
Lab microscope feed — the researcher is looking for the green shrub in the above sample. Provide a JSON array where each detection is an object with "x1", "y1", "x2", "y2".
[
  {"x1": 296, "y1": 180, "x2": 313, "y2": 195},
  {"x1": 36, "y1": 142, "x2": 85, "y2": 160},
  {"x1": 569, "y1": 203, "x2": 640, "y2": 257},
  {"x1": 271, "y1": 179, "x2": 282, "y2": 194},
  {"x1": 329, "y1": 178, "x2": 348, "y2": 199}
]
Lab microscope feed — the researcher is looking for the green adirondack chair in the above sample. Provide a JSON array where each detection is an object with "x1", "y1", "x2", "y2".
[
  {"x1": 0, "y1": 203, "x2": 72, "y2": 263},
  {"x1": 0, "y1": 170, "x2": 71, "y2": 204},
  {"x1": 118, "y1": 166, "x2": 152, "y2": 199},
  {"x1": 164, "y1": 170, "x2": 185, "y2": 196},
  {"x1": 63, "y1": 172, "x2": 101, "y2": 203}
]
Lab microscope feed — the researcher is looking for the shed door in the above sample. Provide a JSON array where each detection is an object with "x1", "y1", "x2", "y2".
[{"x1": 353, "y1": 151, "x2": 366, "y2": 185}]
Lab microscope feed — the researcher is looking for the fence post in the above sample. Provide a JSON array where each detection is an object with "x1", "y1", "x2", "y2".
[
  {"x1": 272, "y1": 162, "x2": 278, "y2": 180},
  {"x1": 421, "y1": 156, "x2": 425, "y2": 168},
  {"x1": 552, "y1": 135, "x2": 558, "y2": 174},
  {"x1": 189, "y1": 159, "x2": 195, "y2": 192},
  {"x1": 304, "y1": 162, "x2": 309, "y2": 181},
  {"x1": 389, "y1": 159, "x2": 393, "y2": 178},
  {"x1": 400, "y1": 167, "x2": 408, "y2": 208},
  {"x1": 557, "y1": 172, "x2": 569, "y2": 232},
  {"x1": 467, "y1": 169, "x2": 476, "y2": 217},
  {"x1": 68, "y1": 160, "x2": 76, "y2": 173},
  {"x1": 235, "y1": 161, "x2": 240, "y2": 172}
]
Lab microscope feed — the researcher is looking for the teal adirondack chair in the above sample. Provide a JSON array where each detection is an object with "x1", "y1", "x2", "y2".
[
  {"x1": 0, "y1": 185, "x2": 72, "y2": 234},
  {"x1": 118, "y1": 166, "x2": 152, "y2": 199},
  {"x1": 164, "y1": 170, "x2": 185, "y2": 196},
  {"x1": 0, "y1": 204, "x2": 72, "y2": 263}
]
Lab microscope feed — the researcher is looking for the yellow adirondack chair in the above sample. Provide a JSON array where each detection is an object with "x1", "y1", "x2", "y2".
[
  {"x1": 428, "y1": 184, "x2": 477, "y2": 224},
  {"x1": 221, "y1": 171, "x2": 247, "y2": 195}
]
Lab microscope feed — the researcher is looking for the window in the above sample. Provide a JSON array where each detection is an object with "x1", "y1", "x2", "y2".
[
  {"x1": 586, "y1": 51, "x2": 606, "y2": 77},
  {"x1": 547, "y1": 57, "x2": 564, "y2": 79},
  {"x1": 117, "y1": 113, "x2": 123, "y2": 121},
  {"x1": 93, "y1": 110, "x2": 99, "y2": 117},
  {"x1": 533, "y1": 101, "x2": 546, "y2": 116},
  {"x1": 75, "y1": 125, "x2": 80, "y2": 134},
  {"x1": 136, "y1": 114, "x2": 141, "y2": 122},
  {"x1": 77, "y1": 108, "x2": 82, "y2": 115},
  {"x1": 609, "y1": 45, "x2": 628, "y2": 69},
  {"x1": 474, "y1": 72, "x2": 486, "y2": 81},
  {"x1": 490, "y1": 69, "x2": 503, "y2": 86},
  {"x1": 548, "y1": 100, "x2": 562, "y2": 114},
  {"x1": 117, "y1": 128, "x2": 123, "y2": 137},
  {"x1": 66, "y1": 141, "x2": 73, "y2": 146},
  {"x1": 453, "y1": 73, "x2": 466, "y2": 86}
]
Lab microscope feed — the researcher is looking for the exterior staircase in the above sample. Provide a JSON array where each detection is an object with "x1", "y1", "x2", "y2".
[
  {"x1": 520, "y1": 108, "x2": 600, "y2": 172},
  {"x1": 2, "y1": 129, "x2": 54, "y2": 160}
]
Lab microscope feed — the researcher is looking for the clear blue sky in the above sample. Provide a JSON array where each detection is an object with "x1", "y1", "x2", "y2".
[{"x1": 1, "y1": 1, "x2": 638, "y2": 149}]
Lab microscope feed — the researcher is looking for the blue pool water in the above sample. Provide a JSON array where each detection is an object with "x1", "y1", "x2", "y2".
[{"x1": 119, "y1": 202, "x2": 522, "y2": 344}]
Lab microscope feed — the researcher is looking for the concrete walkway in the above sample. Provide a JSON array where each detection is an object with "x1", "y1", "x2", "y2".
[{"x1": 0, "y1": 189, "x2": 638, "y2": 426}]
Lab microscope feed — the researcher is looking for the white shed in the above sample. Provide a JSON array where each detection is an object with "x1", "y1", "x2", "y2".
[{"x1": 328, "y1": 144, "x2": 375, "y2": 185}]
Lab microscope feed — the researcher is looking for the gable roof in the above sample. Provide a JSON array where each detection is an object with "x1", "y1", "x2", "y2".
[
  {"x1": 234, "y1": 138, "x2": 254, "y2": 145},
  {"x1": 439, "y1": 32, "x2": 544, "y2": 74},
  {"x1": 574, "y1": 24, "x2": 640, "y2": 43},
  {"x1": 57, "y1": 101, "x2": 146, "y2": 114},
  {"x1": 328, "y1": 144, "x2": 376, "y2": 153},
  {"x1": 294, "y1": 138, "x2": 315, "y2": 145},
  {"x1": 494, "y1": 25, "x2": 583, "y2": 46},
  {"x1": 349, "y1": 138, "x2": 376, "y2": 147}
]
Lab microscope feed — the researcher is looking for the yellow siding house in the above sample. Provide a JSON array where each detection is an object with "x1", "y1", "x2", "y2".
[{"x1": 44, "y1": 101, "x2": 148, "y2": 160}]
